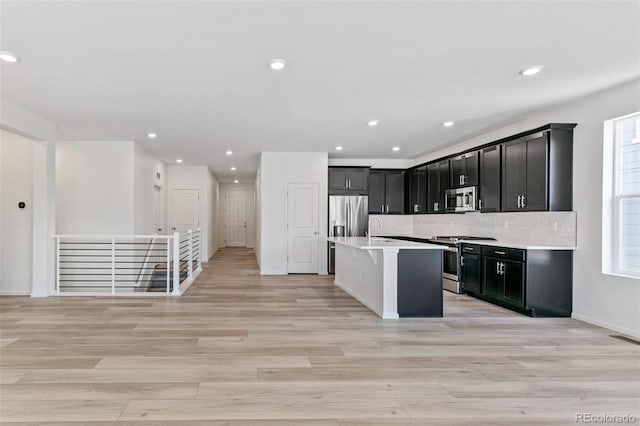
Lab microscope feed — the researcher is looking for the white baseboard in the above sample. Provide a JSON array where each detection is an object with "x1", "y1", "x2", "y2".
[
  {"x1": 0, "y1": 291, "x2": 31, "y2": 296},
  {"x1": 572, "y1": 312, "x2": 640, "y2": 339}
]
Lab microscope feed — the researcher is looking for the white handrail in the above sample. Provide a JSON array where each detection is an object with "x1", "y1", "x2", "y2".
[
  {"x1": 53, "y1": 234, "x2": 174, "y2": 239},
  {"x1": 53, "y1": 229, "x2": 202, "y2": 296}
]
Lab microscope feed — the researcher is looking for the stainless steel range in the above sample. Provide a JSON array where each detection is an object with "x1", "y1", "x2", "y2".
[{"x1": 428, "y1": 236, "x2": 496, "y2": 294}]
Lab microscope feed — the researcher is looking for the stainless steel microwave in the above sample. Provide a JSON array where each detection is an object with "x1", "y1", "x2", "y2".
[{"x1": 445, "y1": 186, "x2": 478, "y2": 212}]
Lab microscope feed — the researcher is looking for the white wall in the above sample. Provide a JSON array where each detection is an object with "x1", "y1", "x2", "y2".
[
  {"x1": 208, "y1": 169, "x2": 220, "y2": 256},
  {"x1": 167, "y1": 165, "x2": 217, "y2": 261},
  {"x1": 219, "y1": 183, "x2": 256, "y2": 248},
  {"x1": 410, "y1": 78, "x2": 640, "y2": 337},
  {"x1": 255, "y1": 164, "x2": 262, "y2": 267},
  {"x1": 56, "y1": 141, "x2": 134, "y2": 234},
  {"x1": 133, "y1": 143, "x2": 166, "y2": 234},
  {"x1": 0, "y1": 130, "x2": 34, "y2": 295},
  {"x1": 1, "y1": 100, "x2": 57, "y2": 297},
  {"x1": 328, "y1": 158, "x2": 412, "y2": 169},
  {"x1": 258, "y1": 152, "x2": 328, "y2": 275}
]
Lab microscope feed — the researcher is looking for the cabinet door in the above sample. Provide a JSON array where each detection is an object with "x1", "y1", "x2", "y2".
[
  {"x1": 438, "y1": 160, "x2": 450, "y2": 210},
  {"x1": 463, "y1": 151, "x2": 479, "y2": 186},
  {"x1": 522, "y1": 133, "x2": 548, "y2": 211},
  {"x1": 410, "y1": 169, "x2": 420, "y2": 213},
  {"x1": 417, "y1": 166, "x2": 427, "y2": 213},
  {"x1": 480, "y1": 145, "x2": 501, "y2": 212},
  {"x1": 502, "y1": 139, "x2": 526, "y2": 211},
  {"x1": 346, "y1": 168, "x2": 368, "y2": 192},
  {"x1": 461, "y1": 253, "x2": 481, "y2": 294},
  {"x1": 385, "y1": 170, "x2": 405, "y2": 214},
  {"x1": 483, "y1": 257, "x2": 502, "y2": 297},
  {"x1": 368, "y1": 170, "x2": 386, "y2": 214},
  {"x1": 427, "y1": 163, "x2": 440, "y2": 213},
  {"x1": 502, "y1": 260, "x2": 525, "y2": 307},
  {"x1": 329, "y1": 168, "x2": 348, "y2": 191},
  {"x1": 450, "y1": 156, "x2": 465, "y2": 188}
]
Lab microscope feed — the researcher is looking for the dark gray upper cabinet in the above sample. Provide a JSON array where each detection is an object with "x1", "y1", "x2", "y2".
[
  {"x1": 427, "y1": 160, "x2": 449, "y2": 213},
  {"x1": 479, "y1": 145, "x2": 501, "y2": 212},
  {"x1": 502, "y1": 129, "x2": 572, "y2": 212},
  {"x1": 450, "y1": 151, "x2": 479, "y2": 188},
  {"x1": 328, "y1": 167, "x2": 369, "y2": 195},
  {"x1": 408, "y1": 166, "x2": 427, "y2": 213},
  {"x1": 368, "y1": 169, "x2": 404, "y2": 214}
]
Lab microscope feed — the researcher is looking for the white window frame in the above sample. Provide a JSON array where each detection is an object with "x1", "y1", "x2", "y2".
[{"x1": 603, "y1": 112, "x2": 640, "y2": 279}]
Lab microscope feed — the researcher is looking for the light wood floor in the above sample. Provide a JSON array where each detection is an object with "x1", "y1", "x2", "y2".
[{"x1": 1, "y1": 248, "x2": 638, "y2": 425}]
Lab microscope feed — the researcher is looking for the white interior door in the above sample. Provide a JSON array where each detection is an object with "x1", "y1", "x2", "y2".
[
  {"x1": 152, "y1": 186, "x2": 163, "y2": 234},
  {"x1": 172, "y1": 189, "x2": 199, "y2": 233},
  {"x1": 224, "y1": 191, "x2": 247, "y2": 247},
  {"x1": 287, "y1": 183, "x2": 319, "y2": 273}
]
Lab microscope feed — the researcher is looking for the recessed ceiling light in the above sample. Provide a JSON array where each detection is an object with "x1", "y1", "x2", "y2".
[
  {"x1": 519, "y1": 65, "x2": 544, "y2": 76},
  {"x1": 176, "y1": 158, "x2": 183, "y2": 163},
  {"x1": 367, "y1": 120, "x2": 379, "y2": 127},
  {"x1": 0, "y1": 51, "x2": 19, "y2": 63},
  {"x1": 269, "y1": 59, "x2": 286, "y2": 70},
  {"x1": 147, "y1": 132, "x2": 157, "y2": 139},
  {"x1": 442, "y1": 121, "x2": 455, "y2": 127},
  {"x1": 392, "y1": 146, "x2": 400, "y2": 152},
  {"x1": 335, "y1": 146, "x2": 343, "y2": 151},
  {"x1": 234, "y1": 179, "x2": 239, "y2": 183},
  {"x1": 230, "y1": 167, "x2": 236, "y2": 171},
  {"x1": 225, "y1": 150, "x2": 233, "y2": 155}
]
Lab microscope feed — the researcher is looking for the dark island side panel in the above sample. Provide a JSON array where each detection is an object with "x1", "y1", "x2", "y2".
[{"x1": 397, "y1": 249, "x2": 443, "y2": 317}]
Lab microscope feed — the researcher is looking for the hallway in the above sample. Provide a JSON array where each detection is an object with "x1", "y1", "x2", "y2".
[{"x1": 0, "y1": 248, "x2": 638, "y2": 424}]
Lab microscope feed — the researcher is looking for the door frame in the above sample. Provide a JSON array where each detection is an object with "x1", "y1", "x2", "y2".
[
  {"x1": 224, "y1": 189, "x2": 248, "y2": 247},
  {"x1": 285, "y1": 182, "x2": 320, "y2": 274},
  {"x1": 170, "y1": 188, "x2": 200, "y2": 233}
]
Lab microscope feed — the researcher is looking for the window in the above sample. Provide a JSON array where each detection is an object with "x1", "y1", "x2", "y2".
[{"x1": 604, "y1": 112, "x2": 640, "y2": 278}]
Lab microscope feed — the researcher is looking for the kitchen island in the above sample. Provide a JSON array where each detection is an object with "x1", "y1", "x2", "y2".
[{"x1": 328, "y1": 237, "x2": 444, "y2": 319}]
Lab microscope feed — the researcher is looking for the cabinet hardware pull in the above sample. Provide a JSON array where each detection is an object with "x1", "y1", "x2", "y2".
[
  {"x1": 462, "y1": 175, "x2": 465, "y2": 185},
  {"x1": 345, "y1": 179, "x2": 348, "y2": 189},
  {"x1": 479, "y1": 199, "x2": 483, "y2": 210},
  {"x1": 464, "y1": 247, "x2": 473, "y2": 251},
  {"x1": 382, "y1": 204, "x2": 385, "y2": 213},
  {"x1": 460, "y1": 256, "x2": 465, "y2": 266},
  {"x1": 517, "y1": 195, "x2": 522, "y2": 208},
  {"x1": 434, "y1": 202, "x2": 438, "y2": 211},
  {"x1": 459, "y1": 175, "x2": 462, "y2": 185},
  {"x1": 386, "y1": 205, "x2": 389, "y2": 213},
  {"x1": 496, "y1": 262, "x2": 500, "y2": 274},
  {"x1": 414, "y1": 204, "x2": 419, "y2": 213},
  {"x1": 495, "y1": 251, "x2": 506, "y2": 255},
  {"x1": 500, "y1": 263, "x2": 505, "y2": 274},
  {"x1": 521, "y1": 195, "x2": 526, "y2": 208}
]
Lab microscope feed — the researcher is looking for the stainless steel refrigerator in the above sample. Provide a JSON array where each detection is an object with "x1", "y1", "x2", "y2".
[{"x1": 328, "y1": 195, "x2": 368, "y2": 273}]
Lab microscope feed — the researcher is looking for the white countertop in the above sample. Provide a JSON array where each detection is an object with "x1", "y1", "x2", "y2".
[
  {"x1": 368, "y1": 234, "x2": 576, "y2": 250},
  {"x1": 456, "y1": 239, "x2": 576, "y2": 251},
  {"x1": 327, "y1": 236, "x2": 444, "y2": 250}
]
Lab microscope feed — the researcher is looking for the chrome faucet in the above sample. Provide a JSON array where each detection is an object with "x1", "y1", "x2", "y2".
[{"x1": 367, "y1": 216, "x2": 383, "y2": 241}]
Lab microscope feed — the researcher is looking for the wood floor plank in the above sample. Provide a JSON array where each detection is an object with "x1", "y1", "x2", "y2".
[
  {"x1": 0, "y1": 400, "x2": 128, "y2": 422},
  {"x1": 0, "y1": 382, "x2": 198, "y2": 400},
  {"x1": 1, "y1": 247, "x2": 637, "y2": 424},
  {"x1": 119, "y1": 398, "x2": 408, "y2": 421}
]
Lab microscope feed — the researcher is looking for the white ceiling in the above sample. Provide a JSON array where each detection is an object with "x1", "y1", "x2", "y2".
[{"x1": 2, "y1": 1, "x2": 639, "y2": 183}]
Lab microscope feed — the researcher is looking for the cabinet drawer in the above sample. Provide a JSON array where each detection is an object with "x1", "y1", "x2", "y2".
[
  {"x1": 460, "y1": 244, "x2": 481, "y2": 254},
  {"x1": 481, "y1": 246, "x2": 525, "y2": 262}
]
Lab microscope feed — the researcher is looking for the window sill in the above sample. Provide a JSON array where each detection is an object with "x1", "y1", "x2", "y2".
[{"x1": 602, "y1": 270, "x2": 640, "y2": 280}]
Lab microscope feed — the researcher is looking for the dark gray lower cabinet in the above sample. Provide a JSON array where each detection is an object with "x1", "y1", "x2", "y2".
[
  {"x1": 397, "y1": 249, "x2": 443, "y2": 317},
  {"x1": 465, "y1": 245, "x2": 572, "y2": 317},
  {"x1": 460, "y1": 244, "x2": 481, "y2": 294}
]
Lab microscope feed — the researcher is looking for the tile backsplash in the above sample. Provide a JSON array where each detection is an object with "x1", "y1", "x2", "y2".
[{"x1": 371, "y1": 211, "x2": 577, "y2": 247}]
